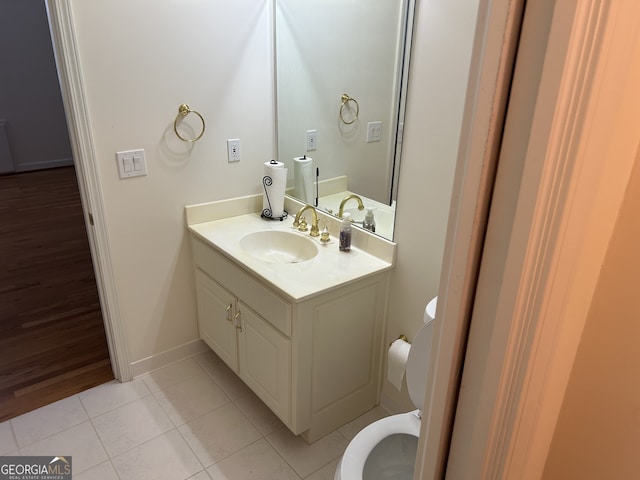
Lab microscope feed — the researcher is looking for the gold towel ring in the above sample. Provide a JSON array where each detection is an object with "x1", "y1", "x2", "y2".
[
  {"x1": 339, "y1": 94, "x2": 359, "y2": 125},
  {"x1": 174, "y1": 104, "x2": 205, "y2": 143}
]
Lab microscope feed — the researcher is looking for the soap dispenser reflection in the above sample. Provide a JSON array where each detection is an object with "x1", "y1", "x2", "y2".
[{"x1": 362, "y1": 208, "x2": 376, "y2": 233}]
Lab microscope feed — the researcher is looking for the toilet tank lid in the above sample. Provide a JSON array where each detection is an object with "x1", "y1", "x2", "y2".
[
  {"x1": 406, "y1": 316, "x2": 435, "y2": 409},
  {"x1": 425, "y1": 296, "x2": 437, "y2": 322}
]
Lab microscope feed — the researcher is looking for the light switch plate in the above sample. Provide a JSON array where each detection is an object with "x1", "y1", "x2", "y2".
[
  {"x1": 366, "y1": 121, "x2": 382, "y2": 143},
  {"x1": 116, "y1": 149, "x2": 147, "y2": 178},
  {"x1": 367, "y1": 122, "x2": 382, "y2": 143}
]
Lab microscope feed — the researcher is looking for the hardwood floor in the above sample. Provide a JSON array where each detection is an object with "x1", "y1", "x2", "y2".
[{"x1": 0, "y1": 167, "x2": 113, "y2": 421}]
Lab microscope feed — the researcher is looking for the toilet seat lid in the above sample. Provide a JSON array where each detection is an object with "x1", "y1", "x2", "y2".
[{"x1": 405, "y1": 319, "x2": 434, "y2": 409}]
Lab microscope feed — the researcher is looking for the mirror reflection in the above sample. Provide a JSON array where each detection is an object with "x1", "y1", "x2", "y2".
[{"x1": 275, "y1": 0, "x2": 414, "y2": 240}]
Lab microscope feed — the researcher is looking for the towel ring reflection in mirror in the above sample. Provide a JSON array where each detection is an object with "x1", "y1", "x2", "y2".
[
  {"x1": 174, "y1": 104, "x2": 205, "y2": 143},
  {"x1": 339, "y1": 94, "x2": 359, "y2": 124}
]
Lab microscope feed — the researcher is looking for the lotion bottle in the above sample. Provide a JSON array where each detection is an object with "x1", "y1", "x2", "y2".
[
  {"x1": 362, "y1": 208, "x2": 376, "y2": 232},
  {"x1": 339, "y1": 212, "x2": 352, "y2": 251}
]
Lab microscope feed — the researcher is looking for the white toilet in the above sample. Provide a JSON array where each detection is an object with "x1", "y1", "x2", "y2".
[{"x1": 335, "y1": 297, "x2": 437, "y2": 480}]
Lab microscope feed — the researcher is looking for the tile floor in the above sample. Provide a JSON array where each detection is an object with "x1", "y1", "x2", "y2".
[{"x1": 0, "y1": 351, "x2": 390, "y2": 479}]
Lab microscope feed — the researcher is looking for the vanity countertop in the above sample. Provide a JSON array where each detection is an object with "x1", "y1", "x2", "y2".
[{"x1": 188, "y1": 212, "x2": 393, "y2": 302}]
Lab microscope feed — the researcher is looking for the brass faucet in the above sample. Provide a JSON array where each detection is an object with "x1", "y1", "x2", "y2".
[
  {"x1": 338, "y1": 194, "x2": 365, "y2": 218},
  {"x1": 293, "y1": 205, "x2": 320, "y2": 237}
]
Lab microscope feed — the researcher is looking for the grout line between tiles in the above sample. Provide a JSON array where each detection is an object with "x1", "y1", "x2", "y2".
[
  {"x1": 11, "y1": 395, "x2": 89, "y2": 449},
  {"x1": 86, "y1": 389, "x2": 154, "y2": 422},
  {"x1": 77, "y1": 398, "x2": 122, "y2": 478},
  {"x1": 7, "y1": 419, "x2": 19, "y2": 454},
  {"x1": 6, "y1": 353, "x2": 361, "y2": 480},
  {"x1": 77, "y1": 381, "x2": 154, "y2": 420},
  {"x1": 174, "y1": 423, "x2": 212, "y2": 475},
  {"x1": 107, "y1": 426, "x2": 207, "y2": 480}
]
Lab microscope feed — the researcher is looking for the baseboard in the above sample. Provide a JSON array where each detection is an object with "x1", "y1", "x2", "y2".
[
  {"x1": 129, "y1": 339, "x2": 209, "y2": 378},
  {"x1": 15, "y1": 157, "x2": 74, "y2": 172}
]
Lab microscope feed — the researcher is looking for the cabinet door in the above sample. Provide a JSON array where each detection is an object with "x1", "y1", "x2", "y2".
[
  {"x1": 237, "y1": 302, "x2": 291, "y2": 424},
  {"x1": 195, "y1": 269, "x2": 238, "y2": 372}
]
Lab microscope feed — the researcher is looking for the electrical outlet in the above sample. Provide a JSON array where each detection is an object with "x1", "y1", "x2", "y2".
[
  {"x1": 227, "y1": 139, "x2": 240, "y2": 162},
  {"x1": 306, "y1": 129, "x2": 317, "y2": 151}
]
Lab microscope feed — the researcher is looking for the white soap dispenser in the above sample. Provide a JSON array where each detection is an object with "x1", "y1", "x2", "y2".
[
  {"x1": 362, "y1": 208, "x2": 376, "y2": 232},
  {"x1": 339, "y1": 212, "x2": 352, "y2": 251}
]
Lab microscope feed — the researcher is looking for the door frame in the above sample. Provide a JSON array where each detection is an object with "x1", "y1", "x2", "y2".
[
  {"x1": 45, "y1": 1, "x2": 131, "y2": 381},
  {"x1": 414, "y1": 0, "x2": 526, "y2": 476}
]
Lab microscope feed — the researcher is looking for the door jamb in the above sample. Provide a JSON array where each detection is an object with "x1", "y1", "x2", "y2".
[
  {"x1": 415, "y1": 0, "x2": 526, "y2": 477},
  {"x1": 45, "y1": 0, "x2": 131, "y2": 381},
  {"x1": 445, "y1": 0, "x2": 639, "y2": 478}
]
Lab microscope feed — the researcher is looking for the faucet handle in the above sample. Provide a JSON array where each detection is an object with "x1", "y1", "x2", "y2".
[
  {"x1": 320, "y1": 227, "x2": 330, "y2": 243},
  {"x1": 297, "y1": 217, "x2": 309, "y2": 232}
]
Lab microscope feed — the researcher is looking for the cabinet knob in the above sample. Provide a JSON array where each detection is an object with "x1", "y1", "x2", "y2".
[{"x1": 225, "y1": 304, "x2": 232, "y2": 323}]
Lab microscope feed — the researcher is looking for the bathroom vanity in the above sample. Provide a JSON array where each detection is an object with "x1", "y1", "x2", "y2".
[{"x1": 186, "y1": 195, "x2": 396, "y2": 443}]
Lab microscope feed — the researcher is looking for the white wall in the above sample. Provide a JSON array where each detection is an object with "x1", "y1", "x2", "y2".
[
  {"x1": 381, "y1": 0, "x2": 480, "y2": 411},
  {"x1": 0, "y1": 1, "x2": 72, "y2": 172},
  {"x1": 69, "y1": 0, "x2": 274, "y2": 364},
  {"x1": 276, "y1": 0, "x2": 403, "y2": 204}
]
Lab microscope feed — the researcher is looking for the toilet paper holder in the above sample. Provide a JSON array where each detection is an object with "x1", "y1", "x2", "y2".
[
  {"x1": 390, "y1": 334, "x2": 409, "y2": 347},
  {"x1": 261, "y1": 174, "x2": 288, "y2": 221}
]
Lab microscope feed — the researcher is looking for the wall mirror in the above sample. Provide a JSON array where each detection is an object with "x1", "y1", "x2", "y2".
[{"x1": 275, "y1": 0, "x2": 415, "y2": 241}]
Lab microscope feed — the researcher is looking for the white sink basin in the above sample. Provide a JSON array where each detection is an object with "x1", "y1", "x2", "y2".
[{"x1": 239, "y1": 230, "x2": 318, "y2": 264}]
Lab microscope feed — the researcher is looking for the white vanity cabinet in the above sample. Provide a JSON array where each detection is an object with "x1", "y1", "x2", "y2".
[
  {"x1": 191, "y1": 235, "x2": 390, "y2": 443},
  {"x1": 195, "y1": 269, "x2": 239, "y2": 372},
  {"x1": 195, "y1": 269, "x2": 292, "y2": 421},
  {"x1": 237, "y1": 302, "x2": 291, "y2": 422}
]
